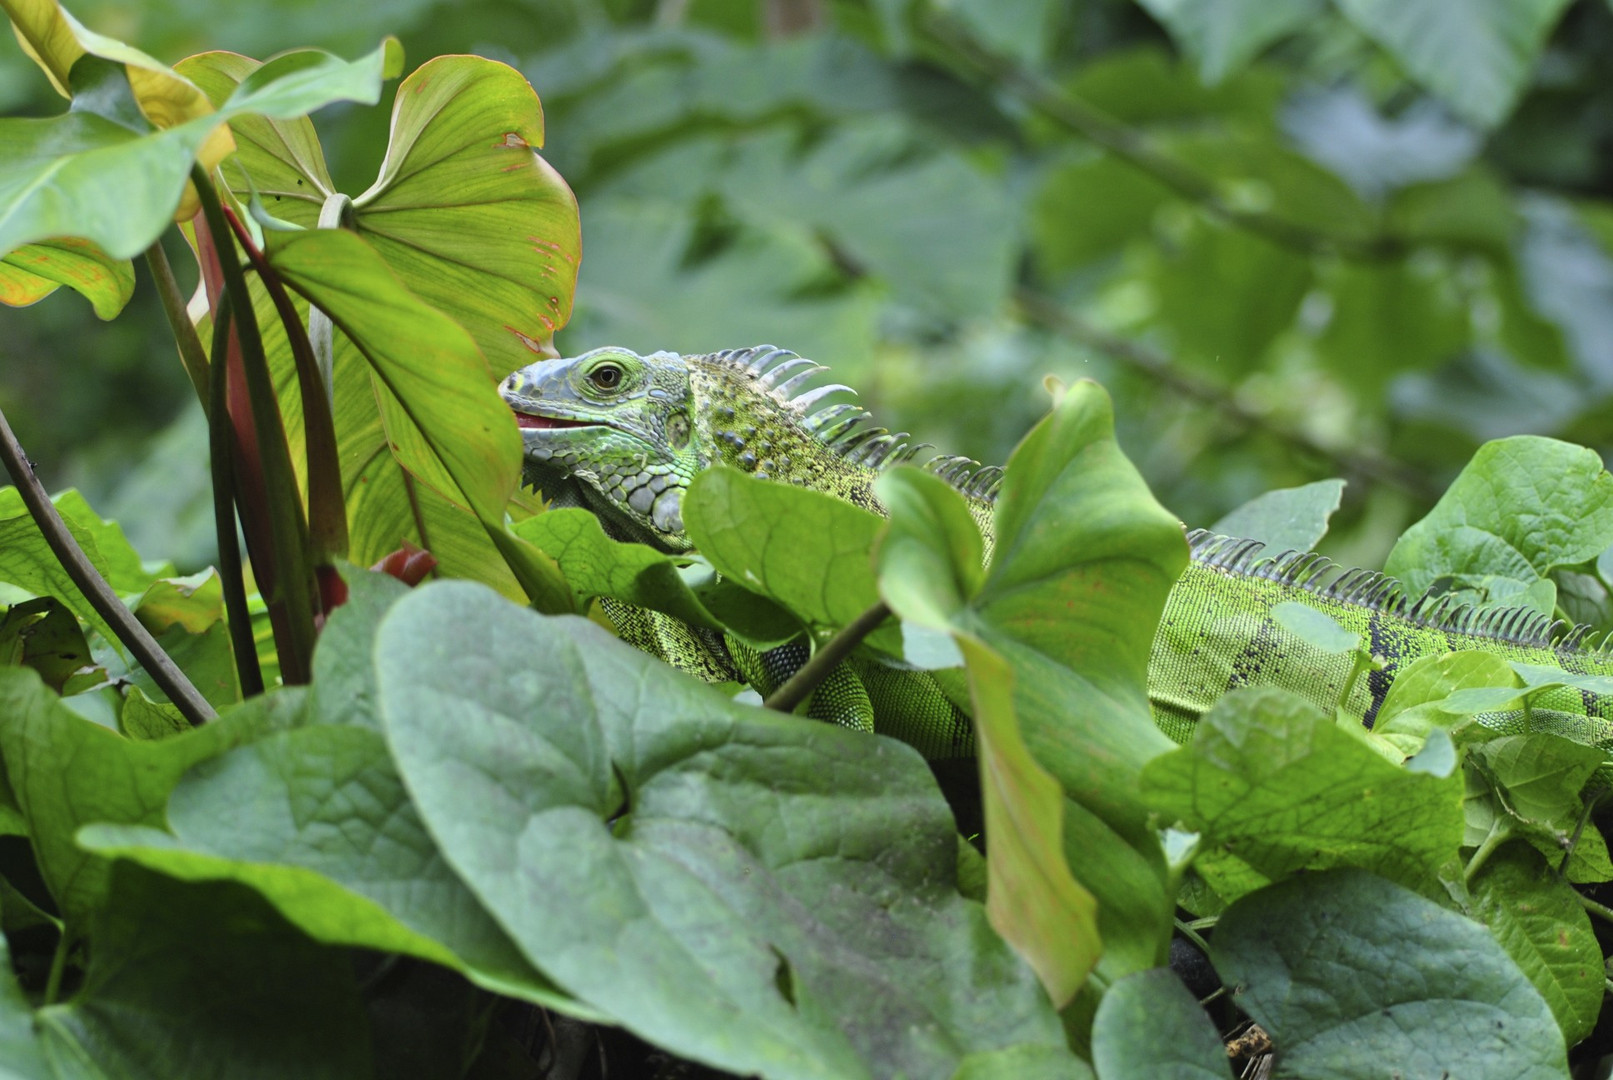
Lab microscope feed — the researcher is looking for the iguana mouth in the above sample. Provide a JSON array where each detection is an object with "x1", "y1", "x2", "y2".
[{"x1": 514, "y1": 412, "x2": 597, "y2": 430}]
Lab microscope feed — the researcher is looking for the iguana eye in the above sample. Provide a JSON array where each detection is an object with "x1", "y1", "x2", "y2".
[{"x1": 589, "y1": 364, "x2": 623, "y2": 391}]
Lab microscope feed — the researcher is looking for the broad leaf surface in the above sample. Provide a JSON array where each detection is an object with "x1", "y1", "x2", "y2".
[
  {"x1": 512, "y1": 508, "x2": 800, "y2": 648},
  {"x1": 1141, "y1": 687, "x2": 1465, "y2": 899},
  {"x1": 354, "y1": 55, "x2": 580, "y2": 372},
  {"x1": 0, "y1": 37, "x2": 395, "y2": 262},
  {"x1": 1334, "y1": 0, "x2": 1572, "y2": 128},
  {"x1": 375, "y1": 582, "x2": 1072, "y2": 1080},
  {"x1": 79, "y1": 724, "x2": 584, "y2": 1014},
  {"x1": 0, "y1": 938, "x2": 51, "y2": 1079},
  {"x1": 267, "y1": 227, "x2": 570, "y2": 611},
  {"x1": 1089, "y1": 968, "x2": 1230, "y2": 1080},
  {"x1": 875, "y1": 467, "x2": 1098, "y2": 1006},
  {"x1": 1136, "y1": 0, "x2": 1319, "y2": 84},
  {"x1": 1385, "y1": 436, "x2": 1613, "y2": 615},
  {"x1": 1269, "y1": 601, "x2": 1360, "y2": 655},
  {"x1": 1469, "y1": 847, "x2": 1603, "y2": 1047},
  {"x1": 1208, "y1": 478, "x2": 1344, "y2": 553},
  {"x1": 176, "y1": 51, "x2": 337, "y2": 229},
  {"x1": 685, "y1": 466, "x2": 888, "y2": 638},
  {"x1": 36, "y1": 864, "x2": 369, "y2": 1079},
  {"x1": 0, "y1": 237, "x2": 132, "y2": 319},
  {"x1": 0, "y1": 669, "x2": 294, "y2": 926},
  {"x1": 1212, "y1": 869, "x2": 1567, "y2": 1079}
]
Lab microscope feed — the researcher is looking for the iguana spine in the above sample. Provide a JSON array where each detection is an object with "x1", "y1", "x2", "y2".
[{"x1": 501, "y1": 345, "x2": 1613, "y2": 753}]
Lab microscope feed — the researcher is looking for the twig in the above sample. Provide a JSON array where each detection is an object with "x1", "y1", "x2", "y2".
[
  {"x1": 1578, "y1": 892, "x2": 1613, "y2": 927},
  {"x1": 764, "y1": 601, "x2": 892, "y2": 714},
  {"x1": 1015, "y1": 288, "x2": 1438, "y2": 499},
  {"x1": 0, "y1": 405, "x2": 216, "y2": 726},
  {"x1": 920, "y1": 13, "x2": 1402, "y2": 263},
  {"x1": 143, "y1": 241, "x2": 210, "y2": 413}
]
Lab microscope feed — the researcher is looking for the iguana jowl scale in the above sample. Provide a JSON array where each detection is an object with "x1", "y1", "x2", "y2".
[{"x1": 501, "y1": 345, "x2": 1613, "y2": 752}]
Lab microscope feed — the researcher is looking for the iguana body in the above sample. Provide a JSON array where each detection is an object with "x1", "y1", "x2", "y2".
[{"x1": 500, "y1": 345, "x2": 1613, "y2": 753}]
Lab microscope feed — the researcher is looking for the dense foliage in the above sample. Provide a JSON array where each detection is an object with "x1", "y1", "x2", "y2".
[{"x1": 5, "y1": 1, "x2": 1613, "y2": 1078}]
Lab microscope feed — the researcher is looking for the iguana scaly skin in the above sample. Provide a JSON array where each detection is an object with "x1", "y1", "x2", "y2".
[{"x1": 501, "y1": 345, "x2": 1613, "y2": 755}]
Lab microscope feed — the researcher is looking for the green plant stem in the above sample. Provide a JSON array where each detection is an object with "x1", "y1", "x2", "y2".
[
  {"x1": 920, "y1": 13, "x2": 1400, "y2": 262},
  {"x1": 193, "y1": 164, "x2": 317, "y2": 684},
  {"x1": 1578, "y1": 893, "x2": 1613, "y2": 928},
  {"x1": 143, "y1": 240, "x2": 210, "y2": 413},
  {"x1": 1464, "y1": 828, "x2": 1507, "y2": 884},
  {"x1": 0, "y1": 405, "x2": 216, "y2": 725},
  {"x1": 207, "y1": 295, "x2": 265, "y2": 698},
  {"x1": 1173, "y1": 917, "x2": 1212, "y2": 958},
  {"x1": 764, "y1": 601, "x2": 892, "y2": 714},
  {"x1": 1013, "y1": 288, "x2": 1438, "y2": 499},
  {"x1": 42, "y1": 930, "x2": 70, "y2": 1006}
]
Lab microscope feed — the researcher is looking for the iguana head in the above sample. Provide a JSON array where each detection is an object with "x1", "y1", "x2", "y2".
[
  {"x1": 500, "y1": 346, "x2": 703, "y2": 551},
  {"x1": 502, "y1": 344, "x2": 1000, "y2": 553}
]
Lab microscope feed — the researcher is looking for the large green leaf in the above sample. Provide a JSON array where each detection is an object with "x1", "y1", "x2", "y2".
[
  {"x1": 1384, "y1": 435, "x2": 1613, "y2": 616},
  {"x1": 512, "y1": 508, "x2": 800, "y2": 648},
  {"x1": 0, "y1": 37, "x2": 398, "y2": 263},
  {"x1": 1212, "y1": 869, "x2": 1568, "y2": 1078},
  {"x1": 176, "y1": 51, "x2": 337, "y2": 229},
  {"x1": 374, "y1": 582, "x2": 1073, "y2": 1080},
  {"x1": 266, "y1": 227, "x2": 570, "y2": 611},
  {"x1": 0, "y1": 237, "x2": 132, "y2": 319},
  {"x1": 1334, "y1": 0, "x2": 1573, "y2": 129},
  {"x1": 353, "y1": 55, "x2": 580, "y2": 373},
  {"x1": 1469, "y1": 847, "x2": 1603, "y2": 1047},
  {"x1": 1135, "y1": 0, "x2": 1319, "y2": 83},
  {"x1": 1208, "y1": 479, "x2": 1344, "y2": 553},
  {"x1": 684, "y1": 465, "x2": 889, "y2": 640},
  {"x1": 875, "y1": 467, "x2": 1098, "y2": 1007},
  {"x1": 1089, "y1": 968, "x2": 1231, "y2": 1080},
  {"x1": 1141, "y1": 687, "x2": 1464, "y2": 900},
  {"x1": 79, "y1": 725, "x2": 586, "y2": 1015},
  {"x1": 36, "y1": 864, "x2": 369, "y2": 1079},
  {"x1": 0, "y1": 668, "x2": 295, "y2": 927}
]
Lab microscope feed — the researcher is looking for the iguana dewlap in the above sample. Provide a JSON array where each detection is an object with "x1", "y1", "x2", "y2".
[{"x1": 501, "y1": 345, "x2": 1613, "y2": 754}]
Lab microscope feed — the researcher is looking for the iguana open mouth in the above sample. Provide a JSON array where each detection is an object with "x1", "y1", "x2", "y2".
[{"x1": 514, "y1": 412, "x2": 596, "y2": 430}]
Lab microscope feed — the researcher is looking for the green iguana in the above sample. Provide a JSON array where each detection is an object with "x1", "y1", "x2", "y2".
[{"x1": 500, "y1": 344, "x2": 1613, "y2": 754}]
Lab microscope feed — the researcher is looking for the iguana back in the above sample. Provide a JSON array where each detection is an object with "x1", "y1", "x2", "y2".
[{"x1": 501, "y1": 345, "x2": 1613, "y2": 753}]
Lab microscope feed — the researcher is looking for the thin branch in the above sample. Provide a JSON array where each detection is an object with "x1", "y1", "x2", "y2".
[
  {"x1": 0, "y1": 406, "x2": 215, "y2": 726},
  {"x1": 207, "y1": 295, "x2": 265, "y2": 697},
  {"x1": 143, "y1": 241, "x2": 210, "y2": 413},
  {"x1": 920, "y1": 13, "x2": 1402, "y2": 263},
  {"x1": 1015, "y1": 288, "x2": 1438, "y2": 499},
  {"x1": 764, "y1": 601, "x2": 892, "y2": 715},
  {"x1": 42, "y1": 929, "x2": 69, "y2": 1006},
  {"x1": 1578, "y1": 892, "x2": 1613, "y2": 928}
]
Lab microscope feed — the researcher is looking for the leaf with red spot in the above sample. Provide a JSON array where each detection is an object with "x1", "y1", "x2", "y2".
[{"x1": 352, "y1": 55, "x2": 581, "y2": 375}]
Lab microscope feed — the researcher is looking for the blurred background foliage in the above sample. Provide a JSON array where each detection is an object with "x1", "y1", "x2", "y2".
[{"x1": 3, "y1": 0, "x2": 1610, "y2": 574}]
